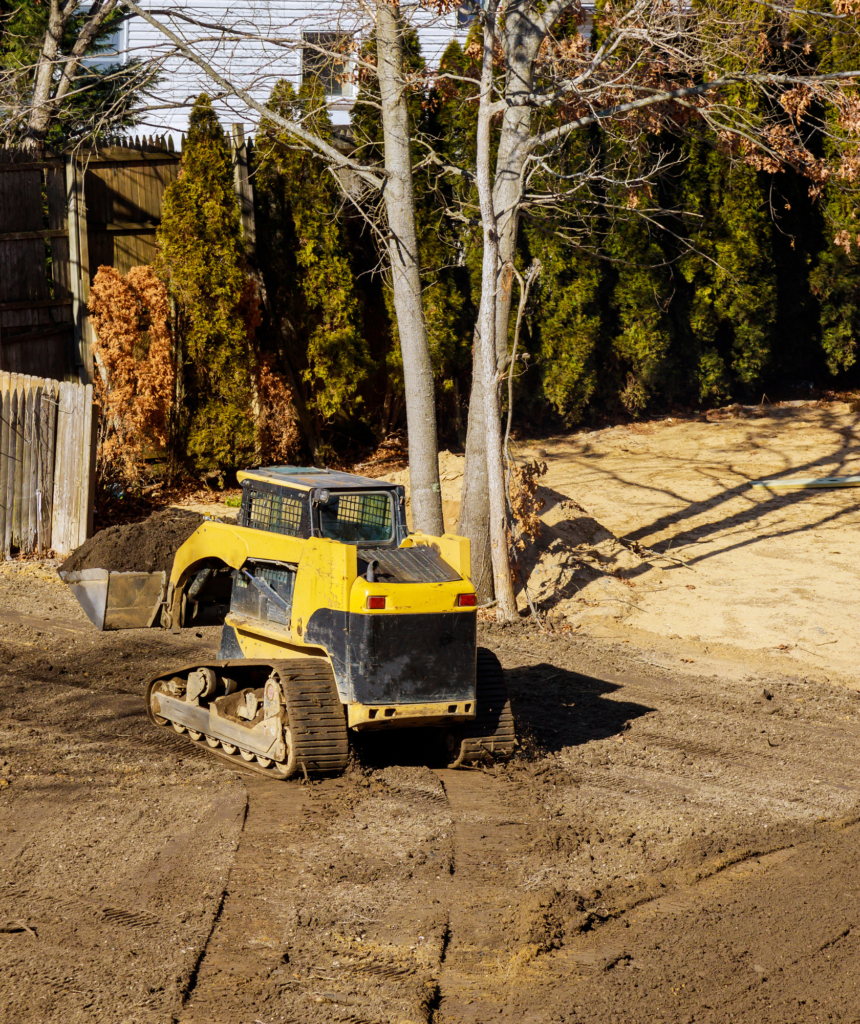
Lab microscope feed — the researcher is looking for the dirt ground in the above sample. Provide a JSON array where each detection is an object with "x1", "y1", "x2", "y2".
[{"x1": 3, "y1": 403, "x2": 860, "y2": 1023}]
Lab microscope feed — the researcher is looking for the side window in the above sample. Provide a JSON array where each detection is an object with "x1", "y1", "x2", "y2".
[
  {"x1": 242, "y1": 486, "x2": 308, "y2": 537},
  {"x1": 231, "y1": 560, "x2": 296, "y2": 626}
]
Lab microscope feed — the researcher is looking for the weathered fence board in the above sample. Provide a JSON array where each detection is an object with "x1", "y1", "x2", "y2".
[
  {"x1": 0, "y1": 372, "x2": 96, "y2": 557},
  {"x1": 0, "y1": 151, "x2": 74, "y2": 382}
]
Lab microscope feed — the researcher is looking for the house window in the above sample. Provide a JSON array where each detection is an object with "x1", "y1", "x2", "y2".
[
  {"x1": 456, "y1": 3, "x2": 477, "y2": 28},
  {"x1": 302, "y1": 32, "x2": 354, "y2": 98},
  {"x1": 83, "y1": 10, "x2": 128, "y2": 68}
]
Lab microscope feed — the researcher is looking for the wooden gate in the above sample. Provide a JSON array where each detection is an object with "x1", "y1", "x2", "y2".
[
  {"x1": 0, "y1": 150, "x2": 73, "y2": 382},
  {"x1": 0, "y1": 132, "x2": 255, "y2": 385}
]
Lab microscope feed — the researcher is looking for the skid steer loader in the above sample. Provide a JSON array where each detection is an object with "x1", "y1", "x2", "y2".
[{"x1": 62, "y1": 467, "x2": 515, "y2": 780}]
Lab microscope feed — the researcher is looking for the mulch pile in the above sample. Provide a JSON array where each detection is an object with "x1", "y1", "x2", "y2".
[{"x1": 60, "y1": 509, "x2": 206, "y2": 574}]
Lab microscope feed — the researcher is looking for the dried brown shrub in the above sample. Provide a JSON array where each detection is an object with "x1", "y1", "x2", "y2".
[
  {"x1": 254, "y1": 352, "x2": 301, "y2": 463},
  {"x1": 509, "y1": 458, "x2": 548, "y2": 552},
  {"x1": 88, "y1": 265, "x2": 176, "y2": 485}
]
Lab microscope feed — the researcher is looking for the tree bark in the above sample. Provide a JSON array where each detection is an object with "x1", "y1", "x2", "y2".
[
  {"x1": 474, "y1": 9, "x2": 517, "y2": 620},
  {"x1": 458, "y1": 9, "x2": 543, "y2": 589},
  {"x1": 26, "y1": 0, "x2": 118, "y2": 148},
  {"x1": 458, "y1": 334, "x2": 493, "y2": 602},
  {"x1": 375, "y1": 1, "x2": 444, "y2": 536}
]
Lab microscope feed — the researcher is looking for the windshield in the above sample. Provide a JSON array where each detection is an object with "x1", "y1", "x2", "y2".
[{"x1": 318, "y1": 491, "x2": 394, "y2": 544}]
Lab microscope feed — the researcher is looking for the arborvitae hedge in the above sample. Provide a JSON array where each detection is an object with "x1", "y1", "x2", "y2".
[
  {"x1": 168, "y1": 33, "x2": 860, "y2": 469},
  {"x1": 255, "y1": 80, "x2": 369, "y2": 429},
  {"x1": 156, "y1": 94, "x2": 257, "y2": 471}
]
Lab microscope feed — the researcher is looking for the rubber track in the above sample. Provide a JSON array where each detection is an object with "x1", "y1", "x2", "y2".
[
  {"x1": 146, "y1": 659, "x2": 348, "y2": 781},
  {"x1": 277, "y1": 660, "x2": 349, "y2": 775},
  {"x1": 450, "y1": 647, "x2": 516, "y2": 766}
]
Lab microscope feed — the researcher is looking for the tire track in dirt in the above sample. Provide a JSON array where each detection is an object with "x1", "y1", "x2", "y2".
[
  {"x1": 178, "y1": 774, "x2": 309, "y2": 1023},
  {"x1": 178, "y1": 766, "x2": 457, "y2": 1024},
  {"x1": 431, "y1": 769, "x2": 541, "y2": 1024}
]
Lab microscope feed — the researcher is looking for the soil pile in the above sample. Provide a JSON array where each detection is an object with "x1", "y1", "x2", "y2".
[
  {"x1": 60, "y1": 508, "x2": 206, "y2": 574},
  {"x1": 516, "y1": 495, "x2": 646, "y2": 619}
]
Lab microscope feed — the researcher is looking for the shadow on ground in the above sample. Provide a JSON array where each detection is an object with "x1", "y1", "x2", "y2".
[
  {"x1": 506, "y1": 663, "x2": 653, "y2": 754},
  {"x1": 352, "y1": 664, "x2": 653, "y2": 768}
]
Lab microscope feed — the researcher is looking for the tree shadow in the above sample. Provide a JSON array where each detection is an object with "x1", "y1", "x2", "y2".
[
  {"x1": 505, "y1": 662, "x2": 653, "y2": 754},
  {"x1": 545, "y1": 405, "x2": 860, "y2": 577}
]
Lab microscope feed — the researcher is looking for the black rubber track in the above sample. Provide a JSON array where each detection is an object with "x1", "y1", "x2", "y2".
[
  {"x1": 447, "y1": 647, "x2": 516, "y2": 767},
  {"x1": 146, "y1": 658, "x2": 349, "y2": 781},
  {"x1": 275, "y1": 659, "x2": 350, "y2": 775}
]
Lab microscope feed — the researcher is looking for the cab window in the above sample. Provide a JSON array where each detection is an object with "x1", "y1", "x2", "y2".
[
  {"x1": 243, "y1": 486, "x2": 307, "y2": 537},
  {"x1": 318, "y1": 491, "x2": 393, "y2": 543}
]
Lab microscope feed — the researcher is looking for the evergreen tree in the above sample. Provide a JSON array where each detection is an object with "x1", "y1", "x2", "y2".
[
  {"x1": 526, "y1": 225, "x2": 603, "y2": 424},
  {"x1": 676, "y1": 138, "x2": 778, "y2": 402},
  {"x1": 255, "y1": 80, "x2": 370, "y2": 435},
  {"x1": 807, "y1": 1, "x2": 860, "y2": 376},
  {"x1": 156, "y1": 94, "x2": 257, "y2": 472}
]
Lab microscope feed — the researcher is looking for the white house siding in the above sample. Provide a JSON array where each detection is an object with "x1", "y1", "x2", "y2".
[{"x1": 122, "y1": 1, "x2": 472, "y2": 137}]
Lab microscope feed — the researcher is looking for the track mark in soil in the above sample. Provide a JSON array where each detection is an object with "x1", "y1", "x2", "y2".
[
  {"x1": 432, "y1": 769, "x2": 539, "y2": 1024},
  {"x1": 177, "y1": 776, "x2": 307, "y2": 1023},
  {"x1": 180, "y1": 766, "x2": 455, "y2": 1024},
  {"x1": 101, "y1": 906, "x2": 161, "y2": 929},
  {"x1": 533, "y1": 821, "x2": 860, "y2": 1023}
]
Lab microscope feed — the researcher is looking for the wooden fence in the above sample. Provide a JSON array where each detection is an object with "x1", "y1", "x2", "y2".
[
  {"x1": 0, "y1": 372, "x2": 97, "y2": 559},
  {"x1": 0, "y1": 132, "x2": 256, "y2": 385}
]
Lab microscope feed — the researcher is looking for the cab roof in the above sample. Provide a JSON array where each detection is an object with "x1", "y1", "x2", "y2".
[{"x1": 237, "y1": 466, "x2": 396, "y2": 492}]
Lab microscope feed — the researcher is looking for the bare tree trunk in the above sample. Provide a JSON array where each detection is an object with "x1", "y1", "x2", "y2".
[
  {"x1": 26, "y1": 0, "x2": 66, "y2": 149},
  {"x1": 493, "y1": 106, "x2": 533, "y2": 358},
  {"x1": 474, "y1": 9, "x2": 517, "y2": 620},
  {"x1": 26, "y1": 0, "x2": 118, "y2": 148},
  {"x1": 376, "y1": 1, "x2": 444, "y2": 537},
  {"x1": 458, "y1": 335, "x2": 493, "y2": 602},
  {"x1": 458, "y1": 15, "x2": 540, "y2": 587}
]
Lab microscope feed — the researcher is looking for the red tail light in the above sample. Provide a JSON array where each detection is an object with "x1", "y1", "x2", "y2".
[
  {"x1": 457, "y1": 593, "x2": 477, "y2": 607},
  {"x1": 366, "y1": 596, "x2": 386, "y2": 610}
]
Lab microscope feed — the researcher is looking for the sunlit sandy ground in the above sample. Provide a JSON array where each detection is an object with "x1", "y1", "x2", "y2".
[{"x1": 519, "y1": 401, "x2": 860, "y2": 685}]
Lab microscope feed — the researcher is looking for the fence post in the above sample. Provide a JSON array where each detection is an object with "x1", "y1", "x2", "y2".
[{"x1": 66, "y1": 155, "x2": 93, "y2": 386}]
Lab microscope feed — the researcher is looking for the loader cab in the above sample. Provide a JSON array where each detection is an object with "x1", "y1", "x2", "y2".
[
  {"x1": 226, "y1": 467, "x2": 409, "y2": 633},
  {"x1": 237, "y1": 467, "x2": 408, "y2": 547}
]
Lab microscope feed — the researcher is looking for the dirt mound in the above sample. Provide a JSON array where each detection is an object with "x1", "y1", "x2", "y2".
[
  {"x1": 380, "y1": 451, "x2": 645, "y2": 621},
  {"x1": 516, "y1": 496, "x2": 646, "y2": 619},
  {"x1": 60, "y1": 508, "x2": 206, "y2": 574}
]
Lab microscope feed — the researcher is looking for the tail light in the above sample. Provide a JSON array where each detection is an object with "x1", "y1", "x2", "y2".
[
  {"x1": 366, "y1": 596, "x2": 386, "y2": 610},
  {"x1": 457, "y1": 593, "x2": 477, "y2": 608}
]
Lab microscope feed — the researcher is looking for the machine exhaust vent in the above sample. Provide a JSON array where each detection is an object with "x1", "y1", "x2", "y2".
[{"x1": 359, "y1": 546, "x2": 461, "y2": 584}]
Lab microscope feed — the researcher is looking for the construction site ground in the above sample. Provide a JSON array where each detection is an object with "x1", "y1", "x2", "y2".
[{"x1": 2, "y1": 400, "x2": 860, "y2": 1023}]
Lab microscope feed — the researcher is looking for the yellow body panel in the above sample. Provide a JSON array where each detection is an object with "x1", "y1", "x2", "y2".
[
  {"x1": 170, "y1": 520, "x2": 306, "y2": 583},
  {"x1": 403, "y1": 533, "x2": 472, "y2": 581},
  {"x1": 348, "y1": 700, "x2": 476, "y2": 729},
  {"x1": 167, "y1": 518, "x2": 476, "y2": 726},
  {"x1": 292, "y1": 540, "x2": 356, "y2": 638},
  {"x1": 237, "y1": 469, "x2": 314, "y2": 490}
]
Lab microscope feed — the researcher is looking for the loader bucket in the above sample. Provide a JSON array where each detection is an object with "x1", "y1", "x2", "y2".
[{"x1": 58, "y1": 568, "x2": 166, "y2": 630}]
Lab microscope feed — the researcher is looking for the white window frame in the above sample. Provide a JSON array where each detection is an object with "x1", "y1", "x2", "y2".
[
  {"x1": 82, "y1": 12, "x2": 130, "y2": 69},
  {"x1": 301, "y1": 31, "x2": 356, "y2": 103}
]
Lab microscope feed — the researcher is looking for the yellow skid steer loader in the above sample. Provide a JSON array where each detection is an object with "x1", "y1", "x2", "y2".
[{"x1": 63, "y1": 467, "x2": 515, "y2": 780}]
